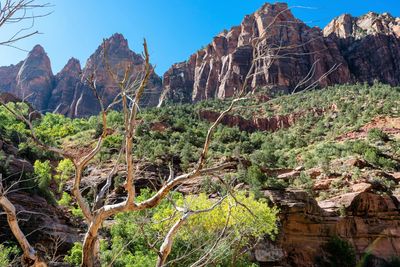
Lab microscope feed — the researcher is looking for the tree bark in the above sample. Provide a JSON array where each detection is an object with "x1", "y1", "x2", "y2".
[
  {"x1": 81, "y1": 221, "x2": 101, "y2": 267},
  {"x1": 0, "y1": 194, "x2": 47, "y2": 266}
]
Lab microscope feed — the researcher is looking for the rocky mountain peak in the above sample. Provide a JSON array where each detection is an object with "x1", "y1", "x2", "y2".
[
  {"x1": 253, "y1": 2, "x2": 296, "y2": 33},
  {"x1": 30, "y1": 44, "x2": 46, "y2": 56},
  {"x1": 324, "y1": 11, "x2": 400, "y2": 39},
  {"x1": 73, "y1": 33, "x2": 161, "y2": 117},
  {"x1": 255, "y1": 2, "x2": 288, "y2": 16},
  {"x1": 106, "y1": 33, "x2": 129, "y2": 48},
  {"x1": 20, "y1": 44, "x2": 52, "y2": 70},
  {"x1": 0, "y1": 33, "x2": 161, "y2": 117},
  {"x1": 63, "y1": 57, "x2": 81, "y2": 72},
  {"x1": 14, "y1": 45, "x2": 53, "y2": 111}
]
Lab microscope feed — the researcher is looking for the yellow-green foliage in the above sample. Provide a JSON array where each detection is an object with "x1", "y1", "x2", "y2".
[
  {"x1": 0, "y1": 102, "x2": 30, "y2": 140},
  {"x1": 55, "y1": 159, "x2": 74, "y2": 191},
  {"x1": 0, "y1": 244, "x2": 19, "y2": 266},
  {"x1": 153, "y1": 192, "x2": 278, "y2": 242},
  {"x1": 33, "y1": 160, "x2": 51, "y2": 189}
]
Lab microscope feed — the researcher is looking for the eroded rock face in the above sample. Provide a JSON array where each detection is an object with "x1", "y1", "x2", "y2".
[
  {"x1": 47, "y1": 58, "x2": 82, "y2": 117},
  {"x1": 199, "y1": 104, "x2": 335, "y2": 133},
  {"x1": 256, "y1": 190, "x2": 400, "y2": 267},
  {"x1": 163, "y1": 3, "x2": 400, "y2": 104},
  {"x1": 163, "y1": 3, "x2": 350, "y2": 103},
  {"x1": 0, "y1": 34, "x2": 162, "y2": 117},
  {"x1": 324, "y1": 12, "x2": 400, "y2": 86}
]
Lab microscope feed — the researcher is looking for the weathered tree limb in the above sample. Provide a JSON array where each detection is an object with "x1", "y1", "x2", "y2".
[{"x1": 0, "y1": 177, "x2": 47, "y2": 266}]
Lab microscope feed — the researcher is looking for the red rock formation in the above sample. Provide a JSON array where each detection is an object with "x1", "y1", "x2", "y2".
[
  {"x1": 0, "y1": 62, "x2": 22, "y2": 93},
  {"x1": 0, "y1": 34, "x2": 162, "y2": 117},
  {"x1": 255, "y1": 190, "x2": 400, "y2": 266},
  {"x1": 163, "y1": 3, "x2": 351, "y2": 103},
  {"x1": 0, "y1": 192, "x2": 80, "y2": 255},
  {"x1": 163, "y1": 3, "x2": 400, "y2": 104},
  {"x1": 199, "y1": 105, "x2": 333, "y2": 133},
  {"x1": 74, "y1": 33, "x2": 162, "y2": 117},
  {"x1": 47, "y1": 58, "x2": 82, "y2": 117},
  {"x1": 0, "y1": 45, "x2": 54, "y2": 111}
]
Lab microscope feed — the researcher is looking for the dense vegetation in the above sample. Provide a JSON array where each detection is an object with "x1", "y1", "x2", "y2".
[{"x1": 1, "y1": 83, "x2": 400, "y2": 265}]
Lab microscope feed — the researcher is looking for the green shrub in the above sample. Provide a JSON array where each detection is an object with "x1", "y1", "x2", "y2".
[
  {"x1": 293, "y1": 172, "x2": 314, "y2": 193},
  {"x1": 55, "y1": 159, "x2": 74, "y2": 192},
  {"x1": 57, "y1": 192, "x2": 84, "y2": 219},
  {"x1": 65, "y1": 242, "x2": 83, "y2": 266},
  {"x1": 367, "y1": 128, "x2": 389, "y2": 142},
  {"x1": 317, "y1": 236, "x2": 356, "y2": 267},
  {"x1": 0, "y1": 244, "x2": 19, "y2": 266}
]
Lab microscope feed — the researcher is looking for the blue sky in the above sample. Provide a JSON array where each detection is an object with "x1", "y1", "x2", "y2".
[{"x1": 0, "y1": 0, "x2": 399, "y2": 76}]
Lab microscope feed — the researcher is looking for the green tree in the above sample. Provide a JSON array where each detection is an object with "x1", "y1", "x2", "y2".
[
  {"x1": 55, "y1": 159, "x2": 74, "y2": 192},
  {"x1": 34, "y1": 160, "x2": 55, "y2": 203}
]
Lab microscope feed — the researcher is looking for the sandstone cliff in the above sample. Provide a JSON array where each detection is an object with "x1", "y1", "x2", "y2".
[
  {"x1": 163, "y1": 3, "x2": 400, "y2": 104},
  {"x1": 1, "y1": 3, "x2": 400, "y2": 114}
]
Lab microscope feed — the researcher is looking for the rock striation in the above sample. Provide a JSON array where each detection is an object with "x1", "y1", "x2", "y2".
[{"x1": 163, "y1": 3, "x2": 400, "y2": 104}]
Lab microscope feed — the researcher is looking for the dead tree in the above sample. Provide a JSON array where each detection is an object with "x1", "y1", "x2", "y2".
[{"x1": 0, "y1": 0, "x2": 51, "y2": 50}]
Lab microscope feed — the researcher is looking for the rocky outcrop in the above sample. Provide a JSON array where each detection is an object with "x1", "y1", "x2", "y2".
[
  {"x1": 0, "y1": 131, "x2": 79, "y2": 257},
  {"x1": 255, "y1": 189, "x2": 400, "y2": 267},
  {"x1": 163, "y1": 3, "x2": 400, "y2": 104},
  {"x1": 324, "y1": 12, "x2": 400, "y2": 40},
  {"x1": 0, "y1": 34, "x2": 162, "y2": 117}
]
